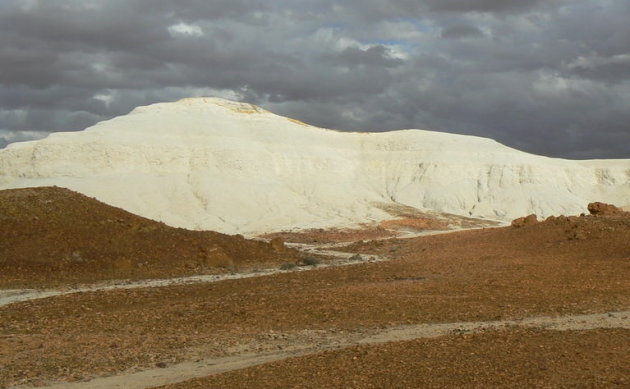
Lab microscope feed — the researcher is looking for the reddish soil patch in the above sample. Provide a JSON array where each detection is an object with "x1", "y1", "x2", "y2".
[
  {"x1": 375, "y1": 202, "x2": 500, "y2": 230},
  {"x1": 160, "y1": 328, "x2": 630, "y2": 389},
  {"x1": 379, "y1": 216, "x2": 446, "y2": 231},
  {"x1": 261, "y1": 226, "x2": 396, "y2": 244},
  {"x1": 261, "y1": 203, "x2": 499, "y2": 244},
  {"x1": 0, "y1": 187, "x2": 299, "y2": 288}
]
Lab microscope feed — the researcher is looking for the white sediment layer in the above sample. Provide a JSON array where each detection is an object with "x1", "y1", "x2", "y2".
[{"x1": 1, "y1": 97, "x2": 628, "y2": 235}]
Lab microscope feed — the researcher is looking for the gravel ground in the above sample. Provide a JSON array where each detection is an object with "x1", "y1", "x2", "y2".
[
  {"x1": 1, "y1": 208, "x2": 628, "y2": 388},
  {"x1": 30, "y1": 311, "x2": 629, "y2": 389},
  {"x1": 158, "y1": 328, "x2": 629, "y2": 389}
]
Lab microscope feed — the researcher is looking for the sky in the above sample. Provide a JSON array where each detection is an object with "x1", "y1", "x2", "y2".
[{"x1": 0, "y1": 0, "x2": 629, "y2": 159}]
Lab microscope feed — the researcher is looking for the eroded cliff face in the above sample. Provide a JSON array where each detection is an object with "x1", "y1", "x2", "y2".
[{"x1": 1, "y1": 97, "x2": 629, "y2": 235}]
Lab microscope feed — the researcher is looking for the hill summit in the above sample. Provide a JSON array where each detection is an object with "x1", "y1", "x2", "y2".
[{"x1": 1, "y1": 97, "x2": 628, "y2": 235}]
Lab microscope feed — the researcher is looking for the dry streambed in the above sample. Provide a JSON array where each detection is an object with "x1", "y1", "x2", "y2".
[{"x1": 0, "y1": 243, "x2": 383, "y2": 308}]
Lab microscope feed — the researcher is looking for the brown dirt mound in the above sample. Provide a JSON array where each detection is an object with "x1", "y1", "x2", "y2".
[
  {"x1": 351, "y1": 208, "x2": 630, "y2": 259},
  {"x1": 0, "y1": 187, "x2": 298, "y2": 288},
  {"x1": 540, "y1": 212, "x2": 630, "y2": 241}
]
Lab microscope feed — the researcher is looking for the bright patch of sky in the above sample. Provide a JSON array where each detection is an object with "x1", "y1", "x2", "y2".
[{"x1": 168, "y1": 22, "x2": 204, "y2": 37}]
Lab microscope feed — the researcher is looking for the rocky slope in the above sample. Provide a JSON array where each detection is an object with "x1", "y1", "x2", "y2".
[{"x1": 0, "y1": 97, "x2": 628, "y2": 235}]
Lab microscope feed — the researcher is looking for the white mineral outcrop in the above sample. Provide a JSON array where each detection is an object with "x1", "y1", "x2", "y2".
[{"x1": 1, "y1": 97, "x2": 628, "y2": 235}]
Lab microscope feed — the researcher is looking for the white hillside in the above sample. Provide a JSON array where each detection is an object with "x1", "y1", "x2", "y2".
[{"x1": 1, "y1": 97, "x2": 628, "y2": 235}]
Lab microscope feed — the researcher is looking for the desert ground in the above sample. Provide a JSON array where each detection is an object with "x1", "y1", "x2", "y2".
[{"x1": 1, "y1": 188, "x2": 629, "y2": 388}]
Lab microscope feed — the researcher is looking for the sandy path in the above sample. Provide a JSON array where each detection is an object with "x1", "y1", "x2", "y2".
[
  {"x1": 0, "y1": 246, "x2": 383, "y2": 308},
  {"x1": 22, "y1": 310, "x2": 629, "y2": 389}
]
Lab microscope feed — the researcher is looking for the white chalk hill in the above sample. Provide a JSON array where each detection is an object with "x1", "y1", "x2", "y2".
[{"x1": 1, "y1": 97, "x2": 629, "y2": 235}]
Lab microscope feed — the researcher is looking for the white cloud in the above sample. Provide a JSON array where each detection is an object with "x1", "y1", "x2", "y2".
[
  {"x1": 374, "y1": 20, "x2": 429, "y2": 41},
  {"x1": 168, "y1": 22, "x2": 204, "y2": 37},
  {"x1": 93, "y1": 93, "x2": 113, "y2": 107},
  {"x1": 312, "y1": 27, "x2": 363, "y2": 51}
]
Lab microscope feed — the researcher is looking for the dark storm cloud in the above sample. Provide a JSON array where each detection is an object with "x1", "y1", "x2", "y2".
[
  {"x1": 324, "y1": 0, "x2": 558, "y2": 22},
  {"x1": 441, "y1": 25, "x2": 484, "y2": 39},
  {"x1": 425, "y1": 0, "x2": 549, "y2": 13},
  {"x1": 0, "y1": 0, "x2": 628, "y2": 158}
]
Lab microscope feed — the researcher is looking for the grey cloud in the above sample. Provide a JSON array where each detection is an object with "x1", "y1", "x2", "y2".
[
  {"x1": 0, "y1": 0, "x2": 628, "y2": 159},
  {"x1": 321, "y1": 45, "x2": 403, "y2": 68},
  {"x1": 425, "y1": 0, "x2": 549, "y2": 13},
  {"x1": 328, "y1": 0, "x2": 559, "y2": 22},
  {"x1": 0, "y1": 130, "x2": 48, "y2": 149},
  {"x1": 566, "y1": 54, "x2": 630, "y2": 84},
  {"x1": 441, "y1": 25, "x2": 484, "y2": 39}
]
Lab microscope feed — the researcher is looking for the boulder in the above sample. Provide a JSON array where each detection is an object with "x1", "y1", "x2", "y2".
[
  {"x1": 511, "y1": 214, "x2": 538, "y2": 228},
  {"x1": 587, "y1": 202, "x2": 623, "y2": 216}
]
